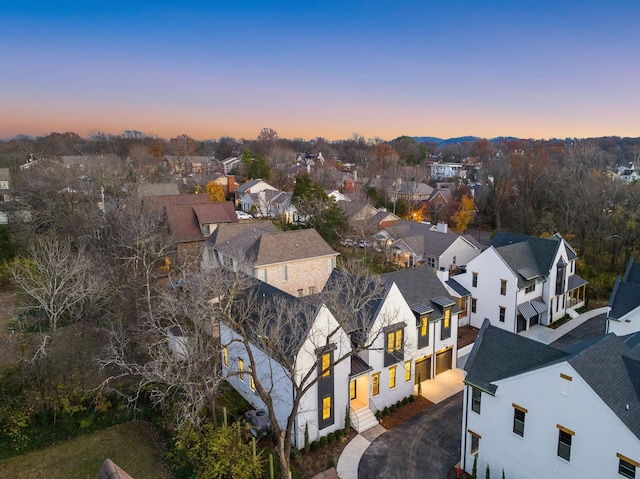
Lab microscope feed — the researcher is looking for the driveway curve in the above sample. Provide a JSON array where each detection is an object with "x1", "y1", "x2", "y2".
[{"x1": 359, "y1": 392, "x2": 463, "y2": 479}]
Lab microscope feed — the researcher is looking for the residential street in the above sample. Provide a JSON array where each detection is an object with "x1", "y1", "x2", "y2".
[{"x1": 359, "y1": 392, "x2": 463, "y2": 479}]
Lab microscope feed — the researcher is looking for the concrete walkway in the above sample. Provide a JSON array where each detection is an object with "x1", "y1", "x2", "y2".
[{"x1": 519, "y1": 307, "x2": 608, "y2": 345}]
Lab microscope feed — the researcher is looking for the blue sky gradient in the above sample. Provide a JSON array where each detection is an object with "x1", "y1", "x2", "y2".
[{"x1": 2, "y1": 1, "x2": 639, "y2": 140}]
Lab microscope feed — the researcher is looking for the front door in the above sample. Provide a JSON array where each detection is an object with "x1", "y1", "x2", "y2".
[
  {"x1": 415, "y1": 357, "x2": 431, "y2": 384},
  {"x1": 530, "y1": 314, "x2": 539, "y2": 327}
]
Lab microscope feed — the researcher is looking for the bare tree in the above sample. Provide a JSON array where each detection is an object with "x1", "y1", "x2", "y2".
[
  {"x1": 214, "y1": 262, "x2": 405, "y2": 479},
  {"x1": 98, "y1": 269, "x2": 225, "y2": 430},
  {"x1": 12, "y1": 236, "x2": 106, "y2": 333}
]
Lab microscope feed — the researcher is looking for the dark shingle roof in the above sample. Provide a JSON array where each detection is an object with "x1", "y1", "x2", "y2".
[
  {"x1": 568, "y1": 333, "x2": 640, "y2": 440},
  {"x1": 609, "y1": 258, "x2": 640, "y2": 319},
  {"x1": 446, "y1": 278, "x2": 471, "y2": 297},
  {"x1": 464, "y1": 319, "x2": 568, "y2": 394},
  {"x1": 492, "y1": 232, "x2": 562, "y2": 276},
  {"x1": 380, "y1": 267, "x2": 460, "y2": 319}
]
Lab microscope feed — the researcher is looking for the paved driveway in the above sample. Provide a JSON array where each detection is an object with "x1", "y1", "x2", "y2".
[
  {"x1": 359, "y1": 392, "x2": 463, "y2": 479},
  {"x1": 550, "y1": 313, "x2": 607, "y2": 349}
]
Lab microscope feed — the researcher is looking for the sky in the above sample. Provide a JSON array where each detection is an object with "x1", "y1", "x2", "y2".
[{"x1": 2, "y1": 1, "x2": 639, "y2": 142}]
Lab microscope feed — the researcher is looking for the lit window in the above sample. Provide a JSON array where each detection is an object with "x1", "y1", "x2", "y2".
[
  {"x1": 471, "y1": 387, "x2": 481, "y2": 414},
  {"x1": 471, "y1": 298, "x2": 477, "y2": 313},
  {"x1": 472, "y1": 272, "x2": 478, "y2": 288},
  {"x1": 249, "y1": 367, "x2": 255, "y2": 391},
  {"x1": 444, "y1": 309, "x2": 450, "y2": 328},
  {"x1": 421, "y1": 317, "x2": 428, "y2": 336},
  {"x1": 238, "y1": 359, "x2": 244, "y2": 381},
  {"x1": 557, "y1": 426, "x2": 573, "y2": 461},
  {"x1": 499, "y1": 306, "x2": 506, "y2": 322},
  {"x1": 321, "y1": 353, "x2": 331, "y2": 378},
  {"x1": 322, "y1": 396, "x2": 331, "y2": 420},
  {"x1": 513, "y1": 405, "x2": 526, "y2": 436},
  {"x1": 372, "y1": 372, "x2": 380, "y2": 396},
  {"x1": 389, "y1": 366, "x2": 397, "y2": 389},
  {"x1": 387, "y1": 328, "x2": 403, "y2": 353},
  {"x1": 404, "y1": 361, "x2": 411, "y2": 382},
  {"x1": 500, "y1": 279, "x2": 507, "y2": 295},
  {"x1": 223, "y1": 347, "x2": 228, "y2": 367},
  {"x1": 350, "y1": 380, "x2": 356, "y2": 400}
]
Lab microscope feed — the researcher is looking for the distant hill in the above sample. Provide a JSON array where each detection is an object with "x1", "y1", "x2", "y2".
[{"x1": 412, "y1": 136, "x2": 520, "y2": 145}]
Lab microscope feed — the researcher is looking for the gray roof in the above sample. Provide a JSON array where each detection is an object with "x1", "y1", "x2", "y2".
[
  {"x1": 387, "y1": 221, "x2": 465, "y2": 258},
  {"x1": 492, "y1": 232, "x2": 563, "y2": 277},
  {"x1": 494, "y1": 241, "x2": 544, "y2": 289},
  {"x1": 137, "y1": 182, "x2": 180, "y2": 198},
  {"x1": 568, "y1": 333, "x2": 640, "y2": 440},
  {"x1": 609, "y1": 258, "x2": 640, "y2": 320},
  {"x1": 380, "y1": 267, "x2": 461, "y2": 319},
  {"x1": 210, "y1": 226, "x2": 338, "y2": 267},
  {"x1": 466, "y1": 319, "x2": 640, "y2": 440},
  {"x1": 446, "y1": 278, "x2": 471, "y2": 297},
  {"x1": 567, "y1": 274, "x2": 588, "y2": 291},
  {"x1": 464, "y1": 319, "x2": 568, "y2": 394}
]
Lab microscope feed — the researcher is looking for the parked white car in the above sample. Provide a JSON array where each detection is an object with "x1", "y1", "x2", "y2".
[{"x1": 236, "y1": 211, "x2": 253, "y2": 220}]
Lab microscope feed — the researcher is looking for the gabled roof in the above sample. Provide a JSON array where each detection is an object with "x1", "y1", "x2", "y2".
[
  {"x1": 165, "y1": 201, "x2": 238, "y2": 242},
  {"x1": 380, "y1": 267, "x2": 461, "y2": 318},
  {"x1": 492, "y1": 232, "x2": 563, "y2": 276},
  {"x1": 388, "y1": 221, "x2": 469, "y2": 258},
  {"x1": 206, "y1": 222, "x2": 279, "y2": 246},
  {"x1": 609, "y1": 258, "x2": 640, "y2": 320},
  {"x1": 567, "y1": 333, "x2": 640, "y2": 440},
  {"x1": 210, "y1": 226, "x2": 338, "y2": 267},
  {"x1": 464, "y1": 319, "x2": 568, "y2": 394},
  {"x1": 446, "y1": 278, "x2": 471, "y2": 297},
  {"x1": 136, "y1": 182, "x2": 180, "y2": 198},
  {"x1": 235, "y1": 179, "x2": 276, "y2": 194},
  {"x1": 493, "y1": 241, "x2": 543, "y2": 288}
]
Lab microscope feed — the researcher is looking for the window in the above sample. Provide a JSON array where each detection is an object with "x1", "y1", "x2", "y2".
[
  {"x1": 249, "y1": 367, "x2": 255, "y2": 391},
  {"x1": 556, "y1": 261, "x2": 566, "y2": 295},
  {"x1": 223, "y1": 347, "x2": 228, "y2": 367},
  {"x1": 389, "y1": 365, "x2": 397, "y2": 389},
  {"x1": 385, "y1": 326, "x2": 405, "y2": 366},
  {"x1": 471, "y1": 387, "x2": 481, "y2": 414},
  {"x1": 617, "y1": 453, "x2": 638, "y2": 479},
  {"x1": 513, "y1": 405, "x2": 527, "y2": 436},
  {"x1": 321, "y1": 353, "x2": 331, "y2": 378},
  {"x1": 500, "y1": 279, "x2": 507, "y2": 295},
  {"x1": 322, "y1": 396, "x2": 331, "y2": 420},
  {"x1": 308, "y1": 286, "x2": 316, "y2": 295},
  {"x1": 418, "y1": 316, "x2": 429, "y2": 348},
  {"x1": 372, "y1": 372, "x2": 380, "y2": 396},
  {"x1": 427, "y1": 257, "x2": 436, "y2": 268},
  {"x1": 238, "y1": 359, "x2": 244, "y2": 381},
  {"x1": 499, "y1": 306, "x2": 506, "y2": 323},
  {"x1": 404, "y1": 361, "x2": 411, "y2": 382},
  {"x1": 453, "y1": 256, "x2": 457, "y2": 265},
  {"x1": 328, "y1": 257, "x2": 334, "y2": 272},
  {"x1": 350, "y1": 380, "x2": 356, "y2": 400},
  {"x1": 280, "y1": 265, "x2": 287, "y2": 281},
  {"x1": 257, "y1": 269, "x2": 266, "y2": 281},
  {"x1": 525, "y1": 280, "x2": 535, "y2": 294},
  {"x1": 441, "y1": 309, "x2": 451, "y2": 339},
  {"x1": 297, "y1": 288, "x2": 304, "y2": 297},
  {"x1": 557, "y1": 426, "x2": 574, "y2": 461},
  {"x1": 472, "y1": 272, "x2": 478, "y2": 288},
  {"x1": 469, "y1": 430, "x2": 480, "y2": 454},
  {"x1": 471, "y1": 298, "x2": 477, "y2": 313},
  {"x1": 202, "y1": 224, "x2": 211, "y2": 236}
]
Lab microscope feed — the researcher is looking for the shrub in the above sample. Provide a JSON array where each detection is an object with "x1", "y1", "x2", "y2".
[
  {"x1": 318, "y1": 436, "x2": 328, "y2": 447},
  {"x1": 402, "y1": 397, "x2": 409, "y2": 405},
  {"x1": 375, "y1": 411, "x2": 382, "y2": 420},
  {"x1": 383, "y1": 407, "x2": 390, "y2": 416},
  {"x1": 409, "y1": 395, "x2": 415, "y2": 403},
  {"x1": 327, "y1": 458, "x2": 336, "y2": 469},
  {"x1": 389, "y1": 405, "x2": 397, "y2": 413},
  {"x1": 310, "y1": 441, "x2": 320, "y2": 452},
  {"x1": 335, "y1": 428, "x2": 343, "y2": 439},
  {"x1": 327, "y1": 432, "x2": 336, "y2": 443},
  {"x1": 304, "y1": 423, "x2": 310, "y2": 453}
]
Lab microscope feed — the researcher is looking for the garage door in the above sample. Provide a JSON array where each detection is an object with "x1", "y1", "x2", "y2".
[
  {"x1": 414, "y1": 357, "x2": 431, "y2": 384},
  {"x1": 435, "y1": 348, "x2": 453, "y2": 375}
]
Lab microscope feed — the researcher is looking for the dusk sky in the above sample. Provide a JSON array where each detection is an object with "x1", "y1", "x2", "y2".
[{"x1": 2, "y1": 1, "x2": 639, "y2": 141}]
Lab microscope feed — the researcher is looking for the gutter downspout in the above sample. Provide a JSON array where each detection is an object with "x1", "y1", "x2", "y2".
[{"x1": 462, "y1": 384, "x2": 469, "y2": 471}]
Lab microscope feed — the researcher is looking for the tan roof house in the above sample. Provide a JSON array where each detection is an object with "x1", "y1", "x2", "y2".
[{"x1": 202, "y1": 224, "x2": 339, "y2": 296}]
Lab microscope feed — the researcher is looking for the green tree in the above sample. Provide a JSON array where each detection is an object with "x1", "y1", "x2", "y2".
[
  {"x1": 175, "y1": 421, "x2": 263, "y2": 479},
  {"x1": 242, "y1": 149, "x2": 270, "y2": 179}
]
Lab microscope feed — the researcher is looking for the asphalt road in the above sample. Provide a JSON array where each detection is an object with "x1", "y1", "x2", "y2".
[
  {"x1": 550, "y1": 313, "x2": 607, "y2": 349},
  {"x1": 359, "y1": 392, "x2": 463, "y2": 479}
]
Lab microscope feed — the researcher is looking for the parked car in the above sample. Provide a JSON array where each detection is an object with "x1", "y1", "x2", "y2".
[{"x1": 236, "y1": 211, "x2": 253, "y2": 220}]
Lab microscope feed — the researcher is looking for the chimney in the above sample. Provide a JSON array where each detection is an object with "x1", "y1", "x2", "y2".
[
  {"x1": 437, "y1": 222, "x2": 448, "y2": 233},
  {"x1": 436, "y1": 266, "x2": 449, "y2": 282},
  {"x1": 353, "y1": 170, "x2": 358, "y2": 181},
  {"x1": 228, "y1": 175, "x2": 237, "y2": 194}
]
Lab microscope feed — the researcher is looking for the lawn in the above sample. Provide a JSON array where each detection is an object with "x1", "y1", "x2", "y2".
[{"x1": 0, "y1": 420, "x2": 172, "y2": 479}]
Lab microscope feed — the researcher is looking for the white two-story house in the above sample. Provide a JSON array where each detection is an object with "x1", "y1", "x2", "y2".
[
  {"x1": 455, "y1": 232, "x2": 587, "y2": 333},
  {"x1": 461, "y1": 319, "x2": 640, "y2": 479},
  {"x1": 607, "y1": 257, "x2": 640, "y2": 336}
]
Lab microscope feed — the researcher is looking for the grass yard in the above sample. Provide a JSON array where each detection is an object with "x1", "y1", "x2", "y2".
[{"x1": 0, "y1": 420, "x2": 172, "y2": 479}]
